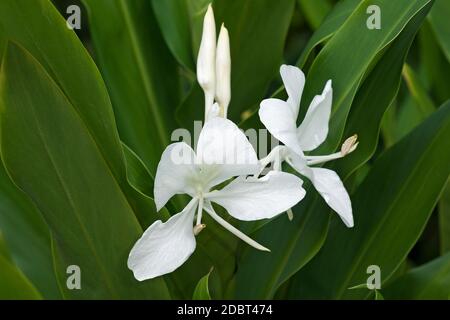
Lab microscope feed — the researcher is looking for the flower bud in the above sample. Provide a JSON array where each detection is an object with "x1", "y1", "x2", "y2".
[
  {"x1": 215, "y1": 24, "x2": 231, "y2": 117},
  {"x1": 197, "y1": 4, "x2": 216, "y2": 118}
]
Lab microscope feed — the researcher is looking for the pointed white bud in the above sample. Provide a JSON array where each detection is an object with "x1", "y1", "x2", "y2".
[
  {"x1": 215, "y1": 23, "x2": 231, "y2": 118},
  {"x1": 197, "y1": 4, "x2": 216, "y2": 120}
]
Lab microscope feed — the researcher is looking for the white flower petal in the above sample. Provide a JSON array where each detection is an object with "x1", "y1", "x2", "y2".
[
  {"x1": 196, "y1": 117, "x2": 259, "y2": 187},
  {"x1": 259, "y1": 98, "x2": 304, "y2": 156},
  {"x1": 207, "y1": 171, "x2": 306, "y2": 221},
  {"x1": 300, "y1": 166, "x2": 353, "y2": 227},
  {"x1": 280, "y1": 64, "x2": 305, "y2": 118},
  {"x1": 297, "y1": 80, "x2": 332, "y2": 151},
  {"x1": 154, "y1": 142, "x2": 197, "y2": 210},
  {"x1": 128, "y1": 199, "x2": 198, "y2": 281}
]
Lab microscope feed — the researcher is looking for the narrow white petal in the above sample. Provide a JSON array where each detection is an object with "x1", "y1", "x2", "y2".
[
  {"x1": 297, "y1": 80, "x2": 332, "y2": 151},
  {"x1": 128, "y1": 199, "x2": 198, "y2": 281},
  {"x1": 259, "y1": 98, "x2": 304, "y2": 156},
  {"x1": 300, "y1": 166, "x2": 353, "y2": 227},
  {"x1": 154, "y1": 142, "x2": 197, "y2": 210},
  {"x1": 280, "y1": 64, "x2": 305, "y2": 118},
  {"x1": 207, "y1": 171, "x2": 305, "y2": 221},
  {"x1": 203, "y1": 201, "x2": 270, "y2": 251},
  {"x1": 196, "y1": 117, "x2": 259, "y2": 187}
]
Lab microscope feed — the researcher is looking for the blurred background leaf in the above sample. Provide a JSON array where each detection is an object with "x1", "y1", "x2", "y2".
[{"x1": 383, "y1": 253, "x2": 450, "y2": 299}]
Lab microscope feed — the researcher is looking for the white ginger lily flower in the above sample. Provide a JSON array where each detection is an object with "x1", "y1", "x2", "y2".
[
  {"x1": 258, "y1": 65, "x2": 358, "y2": 227},
  {"x1": 128, "y1": 117, "x2": 305, "y2": 280}
]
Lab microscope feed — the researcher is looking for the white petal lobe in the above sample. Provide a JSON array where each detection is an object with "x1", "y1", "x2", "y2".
[
  {"x1": 154, "y1": 143, "x2": 197, "y2": 210},
  {"x1": 297, "y1": 80, "x2": 332, "y2": 151},
  {"x1": 259, "y1": 98, "x2": 304, "y2": 156},
  {"x1": 127, "y1": 199, "x2": 198, "y2": 281},
  {"x1": 301, "y1": 166, "x2": 353, "y2": 227},
  {"x1": 196, "y1": 117, "x2": 259, "y2": 187},
  {"x1": 280, "y1": 64, "x2": 305, "y2": 118},
  {"x1": 207, "y1": 171, "x2": 306, "y2": 221}
]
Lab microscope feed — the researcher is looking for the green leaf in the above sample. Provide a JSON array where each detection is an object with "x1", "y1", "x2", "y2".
[
  {"x1": 300, "y1": 0, "x2": 434, "y2": 155},
  {"x1": 289, "y1": 101, "x2": 450, "y2": 299},
  {"x1": 233, "y1": 0, "x2": 433, "y2": 299},
  {"x1": 0, "y1": 162, "x2": 61, "y2": 299},
  {"x1": 375, "y1": 290, "x2": 384, "y2": 300},
  {"x1": 439, "y1": 183, "x2": 450, "y2": 253},
  {"x1": 122, "y1": 142, "x2": 154, "y2": 200},
  {"x1": 334, "y1": 7, "x2": 429, "y2": 180},
  {"x1": 428, "y1": 0, "x2": 450, "y2": 63},
  {"x1": 0, "y1": 0, "x2": 153, "y2": 228},
  {"x1": 192, "y1": 269, "x2": 213, "y2": 300},
  {"x1": 296, "y1": 0, "x2": 362, "y2": 67},
  {"x1": 402, "y1": 64, "x2": 435, "y2": 116},
  {"x1": 83, "y1": 0, "x2": 179, "y2": 175},
  {"x1": 0, "y1": 42, "x2": 170, "y2": 299},
  {"x1": 384, "y1": 253, "x2": 450, "y2": 299},
  {"x1": 177, "y1": 0, "x2": 295, "y2": 126},
  {"x1": 418, "y1": 21, "x2": 450, "y2": 104},
  {"x1": 0, "y1": 254, "x2": 42, "y2": 300},
  {"x1": 297, "y1": 0, "x2": 333, "y2": 30},
  {"x1": 151, "y1": 0, "x2": 196, "y2": 70}
]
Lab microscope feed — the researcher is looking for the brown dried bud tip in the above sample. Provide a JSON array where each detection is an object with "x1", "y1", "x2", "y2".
[
  {"x1": 341, "y1": 134, "x2": 359, "y2": 156},
  {"x1": 193, "y1": 224, "x2": 206, "y2": 236}
]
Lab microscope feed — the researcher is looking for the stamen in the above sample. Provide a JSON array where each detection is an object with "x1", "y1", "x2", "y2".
[
  {"x1": 196, "y1": 196, "x2": 204, "y2": 226},
  {"x1": 194, "y1": 224, "x2": 206, "y2": 235},
  {"x1": 341, "y1": 134, "x2": 358, "y2": 156},
  {"x1": 203, "y1": 202, "x2": 270, "y2": 252},
  {"x1": 287, "y1": 208, "x2": 294, "y2": 221}
]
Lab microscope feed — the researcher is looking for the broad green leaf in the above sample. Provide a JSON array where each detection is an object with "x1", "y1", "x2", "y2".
[
  {"x1": 0, "y1": 163, "x2": 61, "y2": 299},
  {"x1": 296, "y1": 0, "x2": 363, "y2": 67},
  {"x1": 0, "y1": 232, "x2": 10, "y2": 259},
  {"x1": 289, "y1": 101, "x2": 450, "y2": 299},
  {"x1": 297, "y1": 0, "x2": 333, "y2": 30},
  {"x1": 300, "y1": 0, "x2": 433, "y2": 155},
  {"x1": 0, "y1": 43, "x2": 169, "y2": 299},
  {"x1": 0, "y1": 254, "x2": 42, "y2": 300},
  {"x1": 418, "y1": 21, "x2": 450, "y2": 104},
  {"x1": 384, "y1": 253, "x2": 450, "y2": 299},
  {"x1": 0, "y1": 0, "x2": 153, "y2": 228},
  {"x1": 402, "y1": 64, "x2": 435, "y2": 117},
  {"x1": 83, "y1": 0, "x2": 179, "y2": 175},
  {"x1": 192, "y1": 269, "x2": 212, "y2": 300},
  {"x1": 439, "y1": 183, "x2": 450, "y2": 253},
  {"x1": 122, "y1": 143, "x2": 154, "y2": 200},
  {"x1": 428, "y1": 0, "x2": 450, "y2": 63},
  {"x1": 151, "y1": 0, "x2": 195, "y2": 70},
  {"x1": 333, "y1": 10, "x2": 424, "y2": 180},
  {"x1": 233, "y1": 0, "x2": 432, "y2": 299},
  {"x1": 394, "y1": 64, "x2": 436, "y2": 142},
  {"x1": 176, "y1": 0, "x2": 295, "y2": 127}
]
